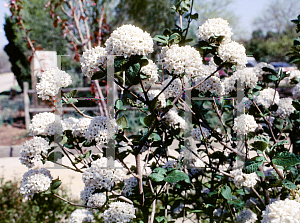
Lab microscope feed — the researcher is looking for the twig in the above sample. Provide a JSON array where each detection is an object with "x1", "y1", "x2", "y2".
[
  {"x1": 62, "y1": 93, "x2": 93, "y2": 118},
  {"x1": 251, "y1": 187, "x2": 266, "y2": 208},
  {"x1": 111, "y1": 191, "x2": 133, "y2": 204},
  {"x1": 52, "y1": 193, "x2": 95, "y2": 208}
]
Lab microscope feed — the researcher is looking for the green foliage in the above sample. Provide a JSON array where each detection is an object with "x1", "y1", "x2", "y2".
[
  {"x1": 0, "y1": 178, "x2": 77, "y2": 223},
  {"x1": 243, "y1": 156, "x2": 265, "y2": 174},
  {"x1": 272, "y1": 152, "x2": 300, "y2": 167}
]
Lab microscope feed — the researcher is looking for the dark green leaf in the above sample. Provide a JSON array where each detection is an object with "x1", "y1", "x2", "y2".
[
  {"x1": 243, "y1": 156, "x2": 265, "y2": 174},
  {"x1": 50, "y1": 179, "x2": 62, "y2": 191},
  {"x1": 221, "y1": 185, "x2": 232, "y2": 200},
  {"x1": 48, "y1": 151, "x2": 64, "y2": 162},
  {"x1": 272, "y1": 151, "x2": 300, "y2": 167},
  {"x1": 256, "y1": 170, "x2": 265, "y2": 178},
  {"x1": 69, "y1": 90, "x2": 77, "y2": 98},
  {"x1": 116, "y1": 115, "x2": 127, "y2": 130},
  {"x1": 155, "y1": 216, "x2": 167, "y2": 223},
  {"x1": 154, "y1": 167, "x2": 167, "y2": 175},
  {"x1": 150, "y1": 173, "x2": 164, "y2": 182},
  {"x1": 282, "y1": 179, "x2": 297, "y2": 190},
  {"x1": 164, "y1": 170, "x2": 191, "y2": 184},
  {"x1": 115, "y1": 99, "x2": 123, "y2": 110},
  {"x1": 270, "y1": 140, "x2": 289, "y2": 150},
  {"x1": 91, "y1": 70, "x2": 106, "y2": 80}
]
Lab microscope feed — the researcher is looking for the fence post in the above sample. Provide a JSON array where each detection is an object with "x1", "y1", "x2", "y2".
[{"x1": 23, "y1": 82, "x2": 30, "y2": 130}]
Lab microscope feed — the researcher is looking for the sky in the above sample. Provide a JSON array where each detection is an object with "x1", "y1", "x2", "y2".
[{"x1": 0, "y1": 0, "x2": 292, "y2": 50}]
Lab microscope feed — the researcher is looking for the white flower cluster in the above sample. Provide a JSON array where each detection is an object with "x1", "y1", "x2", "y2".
[
  {"x1": 87, "y1": 193, "x2": 107, "y2": 208},
  {"x1": 36, "y1": 67, "x2": 72, "y2": 100},
  {"x1": 230, "y1": 169, "x2": 258, "y2": 188},
  {"x1": 194, "y1": 61, "x2": 218, "y2": 77},
  {"x1": 80, "y1": 46, "x2": 107, "y2": 79},
  {"x1": 105, "y1": 24, "x2": 153, "y2": 57},
  {"x1": 254, "y1": 87, "x2": 280, "y2": 108},
  {"x1": 274, "y1": 97, "x2": 295, "y2": 119},
  {"x1": 19, "y1": 137, "x2": 50, "y2": 168},
  {"x1": 163, "y1": 109, "x2": 186, "y2": 130},
  {"x1": 62, "y1": 117, "x2": 78, "y2": 131},
  {"x1": 285, "y1": 70, "x2": 300, "y2": 84},
  {"x1": 72, "y1": 117, "x2": 92, "y2": 138},
  {"x1": 29, "y1": 112, "x2": 62, "y2": 136},
  {"x1": 222, "y1": 75, "x2": 236, "y2": 95},
  {"x1": 233, "y1": 114, "x2": 258, "y2": 135},
  {"x1": 194, "y1": 75, "x2": 224, "y2": 96},
  {"x1": 233, "y1": 68, "x2": 258, "y2": 89},
  {"x1": 178, "y1": 147, "x2": 198, "y2": 163},
  {"x1": 103, "y1": 201, "x2": 136, "y2": 223},
  {"x1": 261, "y1": 199, "x2": 300, "y2": 223},
  {"x1": 20, "y1": 168, "x2": 53, "y2": 199},
  {"x1": 86, "y1": 116, "x2": 118, "y2": 144},
  {"x1": 196, "y1": 18, "x2": 233, "y2": 42},
  {"x1": 122, "y1": 177, "x2": 138, "y2": 197},
  {"x1": 68, "y1": 209, "x2": 95, "y2": 223},
  {"x1": 292, "y1": 83, "x2": 300, "y2": 100},
  {"x1": 140, "y1": 59, "x2": 159, "y2": 86},
  {"x1": 191, "y1": 126, "x2": 210, "y2": 141},
  {"x1": 218, "y1": 41, "x2": 247, "y2": 69},
  {"x1": 236, "y1": 97, "x2": 253, "y2": 113},
  {"x1": 159, "y1": 44, "x2": 202, "y2": 76},
  {"x1": 236, "y1": 209, "x2": 258, "y2": 223},
  {"x1": 81, "y1": 157, "x2": 124, "y2": 201},
  {"x1": 254, "y1": 62, "x2": 275, "y2": 81},
  {"x1": 161, "y1": 77, "x2": 183, "y2": 99}
]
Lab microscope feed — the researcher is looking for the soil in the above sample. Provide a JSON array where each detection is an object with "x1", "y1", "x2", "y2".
[{"x1": 0, "y1": 123, "x2": 32, "y2": 146}]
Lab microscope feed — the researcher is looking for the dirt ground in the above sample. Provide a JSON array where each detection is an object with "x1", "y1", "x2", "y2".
[{"x1": 0, "y1": 123, "x2": 32, "y2": 146}]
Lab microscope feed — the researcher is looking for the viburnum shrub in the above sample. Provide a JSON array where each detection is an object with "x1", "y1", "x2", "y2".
[{"x1": 18, "y1": 1, "x2": 300, "y2": 223}]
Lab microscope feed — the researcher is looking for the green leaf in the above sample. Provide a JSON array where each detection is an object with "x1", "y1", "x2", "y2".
[
  {"x1": 116, "y1": 115, "x2": 127, "y2": 130},
  {"x1": 164, "y1": 170, "x2": 191, "y2": 184},
  {"x1": 250, "y1": 135, "x2": 269, "y2": 151},
  {"x1": 154, "y1": 167, "x2": 167, "y2": 175},
  {"x1": 243, "y1": 156, "x2": 265, "y2": 174},
  {"x1": 190, "y1": 13, "x2": 198, "y2": 20},
  {"x1": 168, "y1": 33, "x2": 181, "y2": 44},
  {"x1": 282, "y1": 179, "x2": 297, "y2": 190},
  {"x1": 221, "y1": 185, "x2": 232, "y2": 200},
  {"x1": 91, "y1": 70, "x2": 107, "y2": 80},
  {"x1": 149, "y1": 133, "x2": 161, "y2": 141},
  {"x1": 272, "y1": 152, "x2": 300, "y2": 167},
  {"x1": 150, "y1": 173, "x2": 164, "y2": 182},
  {"x1": 155, "y1": 216, "x2": 167, "y2": 223},
  {"x1": 115, "y1": 99, "x2": 123, "y2": 110},
  {"x1": 68, "y1": 90, "x2": 77, "y2": 98},
  {"x1": 270, "y1": 140, "x2": 289, "y2": 150},
  {"x1": 141, "y1": 115, "x2": 154, "y2": 127},
  {"x1": 65, "y1": 98, "x2": 78, "y2": 104},
  {"x1": 126, "y1": 63, "x2": 141, "y2": 85},
  {"x1": 293, "y1": 100, "x2": 300, "y2": 111},
  {"x1": 256, "y1": 170, "x2": 265, "y2": 178},
  {"x1": 48, "y1": 151, "x2": 64, "y2": 162},
  {"x1": 50, "y1": 179, "x2": 62, "y2": 191},
  {"x1": 268, "y1": 74, "x2": 279, "y2": 81}
]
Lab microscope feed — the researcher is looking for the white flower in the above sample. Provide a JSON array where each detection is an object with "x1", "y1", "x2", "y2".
[
  {"x1": 233, "y1": 68, "x2": 258, "y2": 89},
  {"x1": 141, "y1": 59, "x2": 159, "y2": 86},
  {"x1": 81, "y1": 157, "x2": 124, "y2": 195},
  {"x1": 233, "y1": 114, "x2": 258, "y2": 135},
  {"x1": 292, "y1": 83, "x2": 300, "y2": 100},
  {"x1": 218, "y1": 41, "x2": 247, "y2": 69},
  {"x1": 236, "y1": 209, "x2": 258, "y2": 223},
  {"x1": 191, "y1": 126, "x2": 210, "y2": 141},
  {"x1": 230, "y1": 169, "x2": 258, "y2": 188},
  {"x1": 105, "y1": 24, "x2": 153, "y2": 57},
  {"x1": 68, "y1": 209, "x2": 95, "y2": 223},
  {"x1": 275, "y1": 97, "x2": 295, "y2": 119},
  {"x1": 62, "y1": 117, "x2": 78, "y2": 131},
  {"x1": 236, "y1": 97, "x2": 253, "y2": 113},
  {"x1": 87, "y1": 193, "x2": 107, "y2": 208},
  {"x1": 161, "y1": 77, "x2": 183, "y2": 99},
  {"x1": 197, "y1": 18, "x2": 233, "y2": 43},
  {"x1": 72, "y1": 117, "x2": 92, "y2": 138},
  {"x1": 261, "y1": 199, "x2": 300, "y2": 223},
  {"x1": 20, "y1": 168, "x2": 53, "y2": 199},
  {"x1": 103, "y1": 201, "x2": 136, "y2": 223},
  {"x1": 122, "y1": 177, "x2": 138, "y2": 197},
  {"x1": 284, "y1": 70, "x2": 300, "y2": 84},
  {"x1": 36, "y1": 67, "x2": 72, "y2": 100},
  {"x1": 194, "y1": 75, "x2": 224, "y2": 96},
  {"x1": 29, "y1": 112, "x2": 62, "y2": 136},
  {"x1": 159, "y1": 44, "x2": 202, "y2": 76},
  {"x1": 222, "y1": 75, "x2": 237, "y2": 95},
  {"x1": 163, "y1": 109, "x2": 186, "y2": 130},
  {"x1": 19, "y1": 137, "x2": 50, "y2": 168},
  {"x1": 254, "y1": 62, "x2": 275, "y2": 81},
  {"x1": 85, "y1": 116, "x2": 118, "y2": 144},
  {"x1": 80, "y1": 46, "x2": 107, "y2": 79},
  {"x1": 194, "y1": 61, "x2": 219, "y2": 77},
  {"x1": 254, "y1": 87, "x2": 280, "y2": 109}
]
